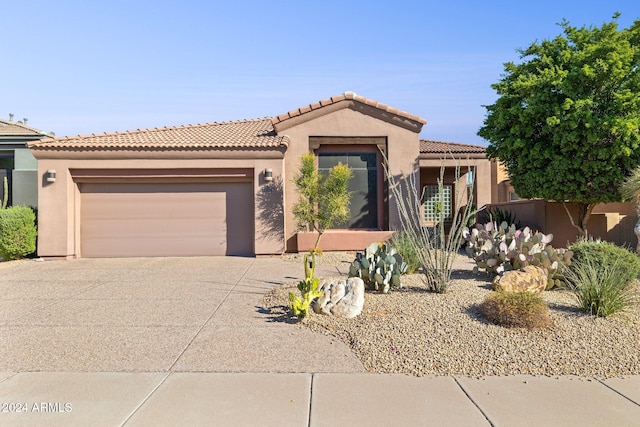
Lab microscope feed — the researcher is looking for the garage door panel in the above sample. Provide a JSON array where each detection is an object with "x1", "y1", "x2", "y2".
[{"x1": 80, "y1": 181, "x2": 253, "y2": 257}]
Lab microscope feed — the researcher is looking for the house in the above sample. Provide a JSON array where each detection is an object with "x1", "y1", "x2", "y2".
[
  {"x1": 27, "y1": 92, "x2": 495, "y2": 259},
  {"x1": 0, "y1": 117, "x2": 52, "y2": 207}
]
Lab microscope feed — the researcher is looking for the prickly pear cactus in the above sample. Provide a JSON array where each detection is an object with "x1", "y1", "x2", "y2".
[
  {"x1": 349, "y1": 242, "x2": 408, "y2": 293},
  {"x1": 462, "y1": 221, "x2": 573, "y2": 290}
]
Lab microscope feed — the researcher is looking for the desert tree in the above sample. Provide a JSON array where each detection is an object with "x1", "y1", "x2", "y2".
[
  {"x1": 292, "y1": 152, "x2": 352, "y2": 254},
  {"x1": 479, "y1": 14, "x2": 640, "y2": 237}
]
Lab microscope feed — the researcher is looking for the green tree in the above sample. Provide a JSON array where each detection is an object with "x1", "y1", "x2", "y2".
[
  {"x1": 479, "y1": 14, "x2": 640, "y2": 237},
  {"x1": 292, "y1": 152, "x2": 352, "y2": 252}
]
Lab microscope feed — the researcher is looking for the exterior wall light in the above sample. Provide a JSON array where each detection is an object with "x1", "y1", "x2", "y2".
[
  {"x1": 45, "y1": 170, "x2": 57, "y2": 183},
  {"x1": 264, "y1": 168, "x2": 273, "y2": 183}
]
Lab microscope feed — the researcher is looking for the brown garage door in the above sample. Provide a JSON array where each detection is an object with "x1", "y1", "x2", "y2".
[{"x1": 79, "y1": 181, "x2": 254, "y2": 257}]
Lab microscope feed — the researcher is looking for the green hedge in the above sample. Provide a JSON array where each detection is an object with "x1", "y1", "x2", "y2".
[
  {"x1": 0, "y1": 206, "x2": 37, "y2": 260},
  {"x1": 568, "y1": 240, "x2": 640, "y2": 285}
]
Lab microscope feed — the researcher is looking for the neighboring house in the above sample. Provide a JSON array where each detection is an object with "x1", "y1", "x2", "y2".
[
  {"x1": 0, "y1": 117, "x2": 52, "y2": 207},
  {"x1": 28, "y1": 92, "x2": 495, "y2": 259}
]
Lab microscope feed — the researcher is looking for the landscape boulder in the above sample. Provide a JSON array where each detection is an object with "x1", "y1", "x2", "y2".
[
  {"x1": 312, "y1": 277, "x2": 365, "y2": 319},
  {"x1": 492, "y1": 265, "x2": 547, "y2": 294}
]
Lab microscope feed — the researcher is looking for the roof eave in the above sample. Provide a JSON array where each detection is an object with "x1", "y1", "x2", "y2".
[{"x1": 419, "y1": 152, "x2": 487, "y2": 160}]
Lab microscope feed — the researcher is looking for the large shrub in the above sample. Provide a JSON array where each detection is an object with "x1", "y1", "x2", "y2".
[
  {"x1": 569, "y1": 240, "x2": 640, "y2": 285},
  {"x1": 0, "y1": 206, "x2": 37, "y2": 260}
]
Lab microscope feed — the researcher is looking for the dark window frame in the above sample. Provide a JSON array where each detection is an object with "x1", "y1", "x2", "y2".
[{"x1": 314, "y1": 144, "x2": 386, "y2": 230}]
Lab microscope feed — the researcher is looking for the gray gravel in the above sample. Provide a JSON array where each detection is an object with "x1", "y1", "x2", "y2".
[{"x1": 267, "y1": 254, "x2": 640, "y2": 377}]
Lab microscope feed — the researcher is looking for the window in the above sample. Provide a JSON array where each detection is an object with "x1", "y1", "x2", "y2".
[
  {"x1": 422, "y1": 185, "x2": 452, "y2": 222},
  {"x1": 0, "y1": 152, "x2": 14, "y2": 207},
  {"x1": 318, "y1": 152, "x2": 378, "y2": 229}
]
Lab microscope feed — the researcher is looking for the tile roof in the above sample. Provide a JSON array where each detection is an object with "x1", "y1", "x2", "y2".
[
  {"x1": 28, "y1": 119, "x2": 288, "y2": 150},
  {"x1": 27, "y1": 94, "x2": 426, "y2": 151},
  {"x1": 271, "y1": 91, "x2": 427, "y2": 127},
  {"x1": 420, "y1": 139, "x2": 487, "y2": 154},
  {"x1": 0, "y1": 119, "x2": 48, "y2": 137}
]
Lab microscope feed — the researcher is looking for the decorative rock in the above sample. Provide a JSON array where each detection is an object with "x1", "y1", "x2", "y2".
[
  {"x1": 492, "y1": 265, "x2": 547, "y2": 294},
  {"x1": 312, "y1": 277, "x2": 365, "y2": 319}
]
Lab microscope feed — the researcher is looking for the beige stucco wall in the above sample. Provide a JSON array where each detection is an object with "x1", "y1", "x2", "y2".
[
  {"x1": 484, "y1": 200, "x2": 637, "y2": 248},
  {"x1": 278, "y1": 107, "x2": 421, "y2": 252},
  {"x1": 32, "y1": 150, "x2": 285, "y2": 258}
]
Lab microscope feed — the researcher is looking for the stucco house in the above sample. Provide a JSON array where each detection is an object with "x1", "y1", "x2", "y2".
[
  {"x1": 28, "y1": 92, "x2": 495, "y2": 259},
  {"x1": 0, "y1": 117, "x2": 52, "y2": 207}
]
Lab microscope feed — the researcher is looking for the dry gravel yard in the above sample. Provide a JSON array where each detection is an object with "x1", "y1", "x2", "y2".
[{"x1": 266, "y1": 253, "x2": 640, "y2": 377}]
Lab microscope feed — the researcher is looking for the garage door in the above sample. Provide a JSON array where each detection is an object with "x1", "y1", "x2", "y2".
[{"x1": 79, "y1": 181, "x2": 254, "y2": 257}]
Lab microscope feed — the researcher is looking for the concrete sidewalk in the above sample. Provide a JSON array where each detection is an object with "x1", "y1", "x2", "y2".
[
  {"x1": 0, "y1": 372, "x2": 639, "y2": 426},
  {"x1": 1, "y1": 257, "x2": 640, "y2": 426}
]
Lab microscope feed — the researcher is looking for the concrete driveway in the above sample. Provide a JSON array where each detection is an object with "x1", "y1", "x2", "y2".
[{"x1": 0, "y1": 257, "x2": 364, "y2": 373}]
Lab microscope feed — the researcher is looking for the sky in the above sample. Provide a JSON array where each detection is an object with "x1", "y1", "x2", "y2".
[{"x1": 2, "y1": 1, "x2": 638, "y2": 146}]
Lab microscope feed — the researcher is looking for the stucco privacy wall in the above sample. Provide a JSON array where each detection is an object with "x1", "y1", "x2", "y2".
[
  {"x1": 32, "y1": 151, "x2": 284, "y2": 258},
  {"x1": 277, "y1": 106, "x2": 421, "y2": 252}
]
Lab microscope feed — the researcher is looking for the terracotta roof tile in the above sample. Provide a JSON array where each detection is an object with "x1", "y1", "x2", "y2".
[
  {"x1": 420, "y1": 139, "x2": 487, "y2": 154},
  {"x1": 28, "y1": 119, "x2": 288, "y2": 151},
  {"x1": 271, "y1": 92, "x2": 427, "y2": 126},
  {"x1": 0, "y1": 119, "x2": 48, "y2": 137}
]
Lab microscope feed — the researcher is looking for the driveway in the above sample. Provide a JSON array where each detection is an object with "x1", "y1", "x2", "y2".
[{"x1": 0, "y1": 257, "x2": 364, "y2": 373}]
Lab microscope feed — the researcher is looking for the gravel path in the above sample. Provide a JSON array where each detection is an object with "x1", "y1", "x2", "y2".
[{"x1": 266, "y1": 253, "x2": 640, "y2": 377}]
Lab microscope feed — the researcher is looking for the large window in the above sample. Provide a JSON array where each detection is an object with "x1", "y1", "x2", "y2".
[
  {"x1": 422, "y1": 185, "x2": 452, "y2": 223},
  {"x1": 318, "y1": 152, "x2": 378, "y2": 229}
]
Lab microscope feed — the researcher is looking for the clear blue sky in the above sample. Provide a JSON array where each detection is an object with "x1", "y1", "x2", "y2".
[{"x1": 2, "y1": 1, "x2": 638, "y2": 146}]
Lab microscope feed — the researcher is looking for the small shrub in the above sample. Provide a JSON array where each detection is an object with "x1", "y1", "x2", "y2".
[
  {"x1": 479, "y1": 291, "x2": 551, "y2": 329},
  {"x1": 0, "y1": 206, "x2": 37, "y2": 260},
  {"x1": 565, "y1": 257, "x2": 638, "y2": 317},
  {"x1": 388, "y1": 231, "x2": 420, "y2": 274},
  {"x1": 568, "y1": 240, "x2": 640, "y2": 285}
]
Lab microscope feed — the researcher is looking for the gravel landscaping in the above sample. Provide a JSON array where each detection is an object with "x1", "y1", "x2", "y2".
[{"x1": 266, "y1": 253, "x2": 640, "y2": 377}]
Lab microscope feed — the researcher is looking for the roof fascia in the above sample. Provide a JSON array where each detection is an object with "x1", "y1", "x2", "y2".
[{"x1": 273, "y1": 99, "x2": 425, "y2": 134}]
